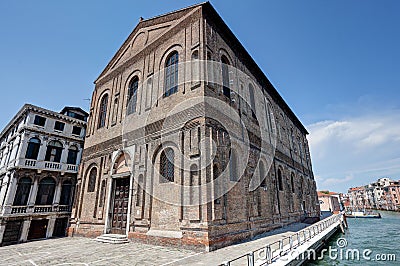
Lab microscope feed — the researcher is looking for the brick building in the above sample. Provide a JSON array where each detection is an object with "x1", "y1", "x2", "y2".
[
  {"x1": 0, "y1": 104, "x2": 87, "y2": 246},
  {"x1": 70, "y1": 2, "x2": 319, "y2": 251}
]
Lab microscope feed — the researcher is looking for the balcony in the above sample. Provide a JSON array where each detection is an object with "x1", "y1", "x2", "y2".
[
  {"x1": 44, "y1": 162, "x2": 61, "y2": 170},
  {"x1": 5, "y1": 205, "x2": 71, "y2": 216},
  {"x1": 34, "y1": 205, "x2": 53, "y2": 213},
  {"x1": 66, "y1": 164, "x2": 78, "y2": 172},
  {"x1": 11, "y1": 206, "x2": 27, "y2": 214},
  {"x1": 17, "y1": 159, "x2": 79, "y2": 174}
]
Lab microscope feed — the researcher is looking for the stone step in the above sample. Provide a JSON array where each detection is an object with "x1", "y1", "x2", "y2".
[{"x1": 95, "y1": 234, "x2": 129, "y2": 244}]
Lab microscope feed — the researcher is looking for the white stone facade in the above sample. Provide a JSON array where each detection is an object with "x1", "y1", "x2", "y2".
[{"x1": 0, "y1": 104, "x2": 87, "y2": 246}]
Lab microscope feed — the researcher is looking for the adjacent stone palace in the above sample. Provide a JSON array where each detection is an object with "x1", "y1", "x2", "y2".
[{"x1": 0, "y1": 105, "x2": 88, "y2": 246}]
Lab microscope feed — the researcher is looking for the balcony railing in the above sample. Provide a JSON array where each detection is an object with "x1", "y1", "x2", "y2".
[
  {"x1": 58, "y1": 205, "x2": 71, "y2": 212},
  {"x1": 44, "y1": 162, "x2": 61, "y2": 170},
  {"x1": 11, "y1": 206, "x2": 27, "y2": 214},
  {"x1": 17, "y1": 159, "x2": 79, "y2": 173},
  {"x1": 25, "y1": 159, "x2": 37, "y2": 167},
  {"x1": 34, "y1": 205, "x2": 53, "y2": 213},
  {"x1": 4, "y1": 204, "x2": 72, "y2": 215},
  {"x1": 67, "y1": 164, "x2": 78, "y2": 171}
]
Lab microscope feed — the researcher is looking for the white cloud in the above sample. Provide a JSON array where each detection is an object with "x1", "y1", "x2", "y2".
[
  {"x1": 307, "y1": 110, "x2": 400, "y2": 192},
  {"x1": 319, "y1": 175, "x2": 354, "y2": 188}
]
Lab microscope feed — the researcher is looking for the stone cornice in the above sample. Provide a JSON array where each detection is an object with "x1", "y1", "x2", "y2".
[{"x1": 0, "y1": 104, "x2": 87, "y2": 140}]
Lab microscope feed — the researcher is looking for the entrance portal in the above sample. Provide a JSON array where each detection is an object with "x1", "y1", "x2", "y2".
[
  {"x1": 28, "y1": 219, "x2": 48, "y2": 240},
  {"x1": 110, "y1": 178, "x2": 130, "y2": 234}
]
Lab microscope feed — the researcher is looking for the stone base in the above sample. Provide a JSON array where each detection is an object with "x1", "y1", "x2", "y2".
[{"x1": 69, "y1": 218, "x2": 303, "y2": 251}]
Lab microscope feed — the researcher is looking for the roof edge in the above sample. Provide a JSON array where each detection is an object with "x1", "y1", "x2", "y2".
[
  {"x1": 202, "y1": 2, "x2": 309, "y2": 134},
  {"x1": 0, "y1": 104, "x2": 87, "y2": 139}
]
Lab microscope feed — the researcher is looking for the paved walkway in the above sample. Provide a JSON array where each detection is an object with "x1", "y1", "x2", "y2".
[
  {"x1": 0, "y1": 223, "x2": 309, "y2": 266},
  {"x1": 171, "y1": 222, "x2": 309, "y2": 265}
]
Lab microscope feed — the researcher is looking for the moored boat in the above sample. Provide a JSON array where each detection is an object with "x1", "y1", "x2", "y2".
[{"x1": 346, "y1": 210, "x2": 381, "y2": 218}]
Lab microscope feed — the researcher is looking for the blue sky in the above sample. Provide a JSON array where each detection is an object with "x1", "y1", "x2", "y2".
[{"x1": 1, "y1": 0, "x2": 399, "y2": 192}]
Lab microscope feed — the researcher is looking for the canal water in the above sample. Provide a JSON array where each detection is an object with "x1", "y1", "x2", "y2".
[{"x1": 307, "y1": 211, "x2": 400, "y2": 265}]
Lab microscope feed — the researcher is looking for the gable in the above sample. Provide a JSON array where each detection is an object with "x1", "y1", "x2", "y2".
[
  {"x1": 95, "y1": 3, "x2": 204, "y2": 83},
  {"x1": 109, "y1": 22, "x2": 172, "y2": 71}
]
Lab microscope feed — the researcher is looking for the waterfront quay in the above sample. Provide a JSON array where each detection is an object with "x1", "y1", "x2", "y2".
[
  {"x1": 310, "y1": 210, "x2": 400, "y2": 265},
  {"x1": 0, "y1": 213, "x2": 345, "y2": 266}
]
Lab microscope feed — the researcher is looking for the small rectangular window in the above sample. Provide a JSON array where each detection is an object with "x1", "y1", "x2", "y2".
[
  {"x1": 34, "y1": 115, "x2": 46, "y2": 127},
  {"x1": 54, "y1": 121, "x2": 65, "y2": 131},
  {"x1": 72, "y1": 126, "x2": 82, "y2": 135}
]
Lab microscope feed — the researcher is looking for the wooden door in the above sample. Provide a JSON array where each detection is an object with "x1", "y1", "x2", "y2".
[
  {"x1": 27, "y1": 219, "x2": 48, "y2": 240},
  {"x1": 111, "y1": 178, "x2": 130, "y2": 234}
]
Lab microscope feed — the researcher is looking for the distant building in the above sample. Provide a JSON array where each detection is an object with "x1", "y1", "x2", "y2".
[
  {"x1": 0, "y1": 104, "x2": 88, "y2": 246},
  {"x1": 317, "y1": 191, "x2": 341, "y2": 213},
  {"x1": 347, "y1": 177, "x2": 400, "y2": 211},
  {"x1": 340, "y1": 193, "x2": 351, "y2": 210}
]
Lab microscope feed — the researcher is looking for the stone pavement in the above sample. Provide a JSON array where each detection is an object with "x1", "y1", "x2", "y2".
[{"x1": 0, "y1": 223, "x2": 309, "y2": 266}]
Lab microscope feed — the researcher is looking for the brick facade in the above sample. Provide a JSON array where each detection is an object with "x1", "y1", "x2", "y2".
[{"x1": 70, "y1": 2, "x2": 319, "y2": 251}]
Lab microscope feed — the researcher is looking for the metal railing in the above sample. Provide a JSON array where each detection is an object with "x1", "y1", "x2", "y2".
[{"x1": 221, "y1": 213, "x2": 343, "y2": 266}]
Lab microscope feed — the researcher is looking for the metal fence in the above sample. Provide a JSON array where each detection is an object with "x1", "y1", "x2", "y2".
[{"x1": 221, "y1": 213, "x2": 344, "y2": 266}]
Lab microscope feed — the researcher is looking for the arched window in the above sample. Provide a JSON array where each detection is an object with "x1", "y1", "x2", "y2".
[
  {"x1": 35, "y1": 177, "x2": 56, "y2": 205},
  {"x1": 249, "y1": 84, "x2": 256, "y2": 119},
  {"x1": 13, "y1": 177, "x2": 32, "y2": 206},
  {"x1": 59, "y1": 180, "x2": 73, "y2": 205},
  {"x1": 260, "y1": 161, "x2": 267, "y2": 188},
  {"x1": 67, "y1": 145, "x2": 79, "y2": 165},
  {"x1": 45, "y1": 140, "x2": 63, "y2": 163},
  {"x1": 87, "y1": 167, "x2": 97, "y2": 192},
  {"x1": 291, "y1": 173, "x2": 295, "y2": 193},
  {"x1": 25, "y1": 138, "x2": 41, "y2": 160},
  {"x1": 127, "y1": 76, "x2": 139, "y2": 114},
  {"x1": 164, "y1": 51, "x2": 179, "y2": 97},
  {"x1": 160, "y1": 148, "x2": 174, "y2": 182},
  {"x1": 221, "y1": 55, "x2": 230, "y2": 99},
  {"x1": 98, "y1": 94, "x2": 108, "y2": 128},
  {"x1": 278, "y1": 169, "x2": 283, "y2": 191},
  {"x1": 229, "y1": 150, "x2": 238, "y2": 182}
]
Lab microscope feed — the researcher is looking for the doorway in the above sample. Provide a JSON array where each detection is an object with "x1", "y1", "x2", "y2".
[
  {"x1": 27, "y1": 219, "x2": 48, "y2": 240},
  {"x1": 2, "y1": 220, "x2": 23, "y2": 246},
  {"x1": 110, "y1": 178, "x2": 130, "y2": 234}
]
